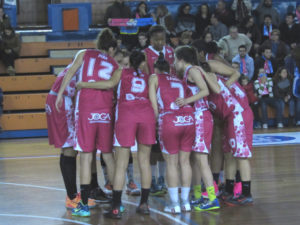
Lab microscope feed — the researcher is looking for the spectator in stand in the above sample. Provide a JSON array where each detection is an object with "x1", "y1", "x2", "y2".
[
  {"x1": 0, "y1": 26, "x2": 21, "y2": 76},
  {"x1": 179, "y1": 31, "x2": 193, "y2": 46},
  {"x1": 273, "y1": 67, "x2": 296, "y2": 127},
  {"x1": 154, "y1": 5, "x2": 176, "y2": 37},
  {"x1": 254, "y1": 46, "x2": 277, "y2": 79},
  {"x1": 231, "y1": 0, "x2": 252, "y2": 26},
  {"x1": 134, "y1": 1, "x2": 152, "y2": 33},
  {"x1": 0, "y1": 8, "x2": 10, "y2": 35},
  {"x1": 260, "y1": 14, "x2": 277, "y2": 43},
  {"x1": 195, "y1": 4, "x2": 211, "y2": 38},
  {"x1": 260, "y1": 29, "x2": 288, "y2": 67},
  {"x1": 207, "y1": 13, "x2": 228, "y2": 41},
  {"x1": 239, "y1": 75, "x2": 261, "y2": 128},
  {"x1": 206, "y1": 41, "x2": 230, "y2": 65},
  {"x1": 254, "y1": 69, "x2": 282, "y2": 128},
  {"x1": 175, "y1": 3, "x2": 196, "y2": 36},
  {"x1": 254, "y1": 0, "x2": 280, "y2": 27},
  {"x1": 218, "y1": 26, "x2": 252, "y2": 62},
  {"x1": 135, "y1": 32, "x2": 149, "y2": 51},
  {"x1": 232, "y1": 44, "x2": 254, "y2": 81},
  {"x1": 292, "y1": 46, "x2": 300, "y2": 126},
  {"x1": 285, "y1": 46, "x2": 300, "y2": 78},
  {"x1": 296, "y1": 4, "x2": 300, "y2": 24},
  {"x1": 239, "y1": 16, "x2": 261, "y2": 57},
  {"x1": 203, "y1": 31, "x2": 213, "y2": 43},
  {"x1": 214, "y1": 0, "x2": 235, "y2": 27},
  {"x1": 279, "y1": 13, "x2": 300, "y2": 50}
]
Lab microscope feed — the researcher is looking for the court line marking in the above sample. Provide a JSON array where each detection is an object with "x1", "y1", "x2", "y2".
[
  {"x1": 0, "y1": 182, "x2": 189, "y2": 225},
  {"x1": 0, "y1": 214, "x2": 91, "y2": 225}
]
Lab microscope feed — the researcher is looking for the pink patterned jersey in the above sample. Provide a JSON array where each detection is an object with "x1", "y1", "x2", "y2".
[
  {"x1": 76, "y1": 49, "x2": 119, "y2": 111},
  {"x1": 157, "y1": 73, "x2": 194, "y2": 114},
  {"x1": 116, "y1": 68, "x2": 150, "y2": 106},
  {"x1": 51, "y1": 64, "x2": 77, "y2": 97},
  {"x1": 183, "y1": 65, "x2": 209, "y2": 111},
  {"x1": 144, "y1": 45, "x2": 175, "y2": 74}
]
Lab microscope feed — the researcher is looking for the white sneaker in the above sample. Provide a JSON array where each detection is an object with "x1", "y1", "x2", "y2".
[
  {"x1": 277, "y1": 123, "x2": 284, "y2": 128},
  {"x1": 181, "y1": 202, "x2": 191, "y2": 212},
  {"x1": 262, "y1": 123, "x2": 268, "y2": 129},
  {"x1": 164, "y1": 204, "x2": 181, "y2": 214}
]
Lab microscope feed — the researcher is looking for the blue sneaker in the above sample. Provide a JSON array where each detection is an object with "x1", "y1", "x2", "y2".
[
  {"x1": 194, "y1": 198, "x2": 220, "y2": 211},
  {"x1": 72, "y1": 201, "x2": 90, "y2": 217},
  {"x1": 157, "y1": 176, "x2": 167, "y2": 194},
  {"x1": 190, "y1": 196, "x2": 208, "y2": 206},
  {"x1": 120, "y1": 204, "x2": 125, "y2": 213}
]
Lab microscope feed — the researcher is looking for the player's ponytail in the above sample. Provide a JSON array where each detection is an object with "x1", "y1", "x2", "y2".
[
  {"x1": 154, "y1": 52, "x2": 170, "y2": 73},
  {"x1": 130, "y1": 50, "x2": 145, "y2": 77},
  {"x1": 96, "y1": 28, "x2": 117, "y2": 51}
]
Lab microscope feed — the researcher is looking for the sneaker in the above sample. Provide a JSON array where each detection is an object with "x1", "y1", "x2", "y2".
[
  {"x1": 190, "y1": 196, "x2": 208, "y2": 206},
  {"x1": 104, "y1": 182, "x2": 113, "y2": 195},
  {"x1": 262, "y1": 123, "x2": 268, "y2": 129},
  {"x1": 277, "y1": 123, "x2": 284, "y2": 128},
  {"x1": 157, "y1": 176, "x2": 167, "y2": 194},
  {"x1": 136, "y1": 203, "x2": 150, "y2": 215},
  {"x1": 72, "y1": 201, "x2": 90, "y2": 217},
  {"x1": 90, "y1": 187, "x2": 112, "y2": 203},
  {"x1": 181, "y1": 202, "x2": 191, "y2": 212},
  {"x1": 7, "y1": 66, "x2": 15, "y2": 76},
  {"x1": 104, "y1": 206, "x2": 122, "y2": 219},
  {"x1": 233, "y1": 182, "x2": 242, "y2": 197},
  {"x1": 194, "y1": 198, "x2": 220, "y2": 211},
  {"x1": 66, "y1": 195, "x2": 80, "y2": 209},
  {"x1": 126, "y1": 181, "x2": 141, "y2": 196},
  {"x1": 76, "y1": 193, "x2": 97, "y2": 209},
  {"x1": 202, "y1": 181, "x2": 219, "y2": 198},
  {"x1": 220, "y1": 191, "x2": 233, "y2": 202},
  {"x1": 150, "y1": 178, "x2": 164, "y2": 196},
  {"x1": 120, "y1": 204, "x2": 125, "y2": 213},
  {"x1": 224, "y1": 194, "x2": 253, "y2": 206},
  {"x1": 164, "y1": 204, "x2": 181, "y2": 214}
]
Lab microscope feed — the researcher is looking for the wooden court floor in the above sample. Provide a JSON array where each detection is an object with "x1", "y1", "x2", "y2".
[{"x1": 0, "y1": 128, "x2": 300, "y2": 225}]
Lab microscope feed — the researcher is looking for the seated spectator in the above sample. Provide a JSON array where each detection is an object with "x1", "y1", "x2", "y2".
[
  {"x1": 0, "y1": 8, "x2": 11, "y2": 34},
  {"x1": 260, "y1": 29, "x2": 288, "y2": 67},
  {"x1": 215, "y1": 0, "x2": 235, "y2": 27},
  {"x1": 179, "y1": 31, "x2": 193, "y2": 46},
  {"x1": 169, "y1": 33, "x2": 180, "y2": 49},
  {"x1": 0, "y1": 26, "x2": 21, "y2": 76},
  {"x1": 260, "y1": 14, "x2": 277, "y2": 43},
  {"x1": 254, "y1": 0, "x2": 280, "y2": 27},
  {"x1": 231, "y1": 0, "x2": 252, "y2": 26},
  {"x1": 254, "y1": 46, "x2": 277, "y2": 79},
  {"x1": 206, "y1": 13, "x2": 228, "y2": 41},
  {"x1": 273, "y1": 67, "x2": 296, "y2": 126},
  {"x1": 134, "y1": 1, "x2": 152, "y2": 33},
  {"x1": 232, "y1": 44, "x2": 255, "y2": 81},
  {"x1": 135, "y1": 32, "x2": 149, "y2": 51},
  {"x1": 279, "y1": 13, "x2": 300, "y2": 50},
  {"x1": 239, "y1": 75, "x2": 261, "y2": 128},
  {"x1": 239, "y1": 15, "x2": 261, "y2": 57},
  {"x1": 218, "y1": 26, "x2": 252, "y2": 62},
  {"x1": 203, "y1": 31, "x2": 213, "y2": 43},
  {"x1": 154, "y1": 5, "x2": 176, "y2": 37},
  {"x1": 175, "y1": 3, "x2": 196, "y2": 36},
  {"x1": 195, "y1": 4, "x2": 211, "y2": 38},
  {"x1": 254, "y1": 69, "x2": 282, "y2": 128}
]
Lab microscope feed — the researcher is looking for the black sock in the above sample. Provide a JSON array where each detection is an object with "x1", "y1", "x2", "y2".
[
  {"x1": 242, "y1": 181, "x2": 251, "y2": 197},
  {"x1": 80, "y1": 184, "x2": 90, "y2": 205},
  {"x1": 112, "y1": 190, "x2": 122, "y2": 208},
  {"x1": 235, "y1": 170, "x2": 241, "y2": 183},
  {"x1": 60, "y1": 154, "x2": 77, "y2": 200},
  {"x1": 213, "y1": 173, "x2": 220, "y2": 184},
  {"x1": 100, "y1": 153, "x2": 106, "y2": 167},
  {"x1": 90, "y1": 173, "x2": 99, "y2": 189},
  {"x1": 225, "y1": 179, "x2": 234, "y2": 194},
  {"x1": 64, "y1": 155, "x2": 77, "y2": 199},
  {"x1": 140, "y1": 188, "x2": 150, "y2": 205}
]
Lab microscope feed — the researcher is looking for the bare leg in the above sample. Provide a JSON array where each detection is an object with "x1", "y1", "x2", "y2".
[{"x1": 137, "y1": 144, "x2": 152, "y2": 188}]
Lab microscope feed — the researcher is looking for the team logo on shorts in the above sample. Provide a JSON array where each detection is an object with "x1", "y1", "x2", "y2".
[
  {"x1": 229, "y1": 138, "x2": 236, "y2": 148},
  {"x1": 173, "y1": 115, "x2": 194, "y2": 126},
  {"x1": 45, "y1": 104, "x2": 51, "y2": 115},
  {"x1": 208, "y1": 102, "x2": 216, "y2": 111},
  {"x1": 88, "y1": 113, "x2": 111, "y2": 123}
]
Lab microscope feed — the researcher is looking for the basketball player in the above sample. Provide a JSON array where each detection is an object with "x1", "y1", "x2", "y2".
[
  {"x1": 149, "y1": 53, "x2": 195, "y2": 213},
  {"x1": 174, "y1": 46, "x2": 221, "y2": 211},
  {"x1": 55, "y1": 28, "x2": 118, "y2": 217}
]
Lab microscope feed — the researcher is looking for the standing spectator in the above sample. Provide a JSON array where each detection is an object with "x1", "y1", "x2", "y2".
[
  {"x1": 0, "y1": 26, "x2": 21, "y2": 76},
  {"x1": 214, "y1": 0, "x2": 235, "y2": 27},
  {"x1": 260, "y1": 14, "x2": 277, "y2": 43},
  {"x1": 254, "y1": 69, "x2": 281, "y2": 128},
  {"x1": 195, "y1": 4, "x2": 211, "y2": 38},
  {"x1": 260, "y1": 29, "x2": 288, "y2": 67},
  {"x1": 254, "y1": 46, "x2": 277, "y2": 79},
  {"x1": 254, "y1": 0, "x2": 280, "y2": 27},
  {"x1": 279, "y1": 13, "x2": 300, "y2": 50},
  {"x1": 218, "y1": 26, "x2": 252, "y2": 62},
  {"x1": 232, "y1": 45, "x2": 254, "y2": 81},
  {"x1": 273, "y1": 67, "x2": 295, "y2": 126},
  {"x1": 231, "y1": 0, "x2": 252, "y2": 25},
  {"x1": 207, "y1": 13, "x2": 228, "y2": 41},
  {"x1": 175, "y1": 3, "x2": 196, "y2": 36},
  {"x1": 154, "y1": 5, "x2": 176, "y2": 37}
]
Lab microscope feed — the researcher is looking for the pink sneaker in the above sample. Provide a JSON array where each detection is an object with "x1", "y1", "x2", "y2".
[{"x1": 233, "y1": 182, "x2": 242, "y2": 197}]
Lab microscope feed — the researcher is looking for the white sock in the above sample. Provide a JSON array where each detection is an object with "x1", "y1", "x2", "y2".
[
  {"x1": 151, "y1": 165, "x2": 157, "y2": 179},
  {"x1": 181, "y1": 187, "x2": 190, "y2": 203},
  {"x1": 168, "y1": 187, "x2": 179, "y2": 204},
  {"x1": 158, "y1": 161, "x2": 166, "y2": 177}
]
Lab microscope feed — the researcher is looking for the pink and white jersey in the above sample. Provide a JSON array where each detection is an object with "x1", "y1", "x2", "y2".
[
  {"x1": 117, "y1": 68, "x2": 150, "y2": 105},
  {"x1": 50, "y1": 64, "x2": 77, "y2": 97},
  {"x1": 156, "y1": 73, "x2": 194, "y2": 114},
  {"x1": 76, "y1": 49, "x2": 118, "y2": 111},
  {"x1": 144, "y1": 45, "x2": 175, "y2": 74},
  {"x1": 183, "y1": 65, "x2": 209, "y2": 111}
]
